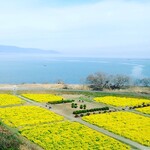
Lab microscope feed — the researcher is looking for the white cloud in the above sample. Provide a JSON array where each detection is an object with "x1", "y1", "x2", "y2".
[{"x1": 0, "y1": 0, "x2": 150, "y2": 57}]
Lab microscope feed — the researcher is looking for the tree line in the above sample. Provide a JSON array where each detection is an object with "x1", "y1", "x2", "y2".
[{"x1": 86, "y1": 72, "x2": 150, "y2": 90}]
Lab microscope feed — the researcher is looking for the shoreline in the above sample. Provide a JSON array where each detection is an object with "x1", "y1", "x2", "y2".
[
  {"x1": 0, "y1": 83, "x2": 150, "y2": 94},
  {"x1": 0, "y1": 83, "x2": 90, "y2": 91}
]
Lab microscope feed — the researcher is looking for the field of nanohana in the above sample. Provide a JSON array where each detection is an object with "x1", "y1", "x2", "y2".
[
  {"x1": 136, "y1": 106, "x2": 150, "y2": 115},
  {"x1": 0, "y1": 93, "x2": 149, "y2": 149},
  {"x1": 83, "y1": 112, "x2": 150, "y2": 146},
  {"x1": 0, "y1": 106, "x2": 64, "y2": 127},
  {"x1": 20, "y1": 121, "x2": 130, "y2": 150},
  {"x1": 0, "y1": 94, "x2": 24, "y2": 106},
  {"x1": 22, "y1": 94, "x2": 63, "y2": 103},
  {"x1": 94, "y1": 96, "x2": 150, "y2": 107},
  {"x1": 0, "y1": 105, "x2": 130, "y2": 150}
]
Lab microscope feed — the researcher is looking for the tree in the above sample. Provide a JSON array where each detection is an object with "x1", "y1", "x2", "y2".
[
  {"x1": 133, "y1": 79, "x2": 141, "y2": 86},
  {"x1": 86, "y1": 72, "x2": 108, "y2": 90},
  {"x1": 71, "y1": 103, "x2": 74, "y2": 108},
  {"x1": 86, "y1": 72, "x2": 131, "y2": 90},
  {"x1": 83, "y1": 104, "x2": 86, "y2": 109},
  {"x1": 140, "y1": 78, "x2": 150, "y2": 87},
  {"x1": 80, "y1": 105, "x2": 83, "y2": 109},
  {"x1": 110, "y1": 74, "x2": 130, "y2": 89}
]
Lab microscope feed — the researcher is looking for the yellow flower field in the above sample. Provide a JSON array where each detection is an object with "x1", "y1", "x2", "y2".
[
  {"x1": 0, "y1": 94, "x2": 24, "y2": 106},
  {"x1": 94, "y1": 96, "x2": 150, "y2": 107},
  {"x1": 22, "y1": 94, "x2": 63, "y2": 103},
  {"x1": 20, "y1": 121, "x2": 130, "y2": 150},
  {"x1": 0, "y1": 106, "x2": 64, "y2": 127},
  {"x1": 136, "y1": 106, "x2": 150, "y2": 115},
  {"x1": 83, "y1": 112, "x2": 150, "y2": 146}
]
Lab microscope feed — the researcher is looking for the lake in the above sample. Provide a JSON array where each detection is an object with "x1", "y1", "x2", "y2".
[{"x1": 0, "y1": 54, "x2": 149, "y2": 84}]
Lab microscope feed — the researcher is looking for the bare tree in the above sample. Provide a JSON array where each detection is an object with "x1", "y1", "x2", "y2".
[
  {"x1": 111, "y1": 74, "x2": 130, "y2": 89},
  {"x1": 86, "y1": 72, "x2": 130, "y2": 90},
  {"x1": 86, "y1": 72, "x2": 108, "y2": 90},
  {"x1": 140, "y1": 78, "x2": 150, "y2": 87}
]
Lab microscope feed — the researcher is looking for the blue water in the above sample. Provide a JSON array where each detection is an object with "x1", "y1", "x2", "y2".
[{"x1": 0, "y1": 54, "x2": 149, "y2": 84}]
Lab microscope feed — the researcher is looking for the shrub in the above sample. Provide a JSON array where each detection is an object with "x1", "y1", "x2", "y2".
[
  {"x1": 73, "y1": 107, "x2": 109, "y2": 115},
  {"x1": 80, "y1": 114, "x2": 84, "y2": 117},
  {"x1": 80, "y1": 105, "x2": 83, "y2": 109},
  {"x1": 86, "y1": 112, "x2": 90, "y2": 116},
  {"x1": 83, "y1": 104, "x2": 86, "y2": 109},
  {"x1": 48, "y1": 99, "x2": 74, "y2": 104},
  {"x1": 74, "y1": 114, "x2": 79, "y2": 118}
]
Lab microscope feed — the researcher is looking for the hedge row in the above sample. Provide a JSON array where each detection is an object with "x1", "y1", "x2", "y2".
[
  {"x1": 73, "y1": 106, "x2": 109, "y2": 114},
  {"x1": 129, "y1": 103, "x2": 150, "y2": 109}
]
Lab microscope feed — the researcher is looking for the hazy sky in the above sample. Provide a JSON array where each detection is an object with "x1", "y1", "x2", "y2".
[{"x1": 0, "y1": 0, "x2": 150, "y2": 57}]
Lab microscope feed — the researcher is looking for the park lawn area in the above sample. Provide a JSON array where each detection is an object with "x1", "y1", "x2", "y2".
[{"x1": 83, "y1": 111, "x2": 150, "y2": 146}]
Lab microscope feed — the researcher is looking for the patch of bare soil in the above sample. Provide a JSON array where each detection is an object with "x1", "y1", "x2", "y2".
[
  {"x1": 61, "y1": 94, "x2": 84, "y2": 100},
  {"x1": 50, "y1": 99, "x2": 108, "y2": 119},
  {"x1": 0, "y1": 126, "x2": 9, "y2": 135},
  {"x1": 19, "y1": 144, "x2": 43, "y2": 150}
]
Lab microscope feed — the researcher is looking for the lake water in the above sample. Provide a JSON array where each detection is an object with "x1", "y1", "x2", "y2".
[{"x1": 0, "y1": 54, "x2": 149, "y2": 84}]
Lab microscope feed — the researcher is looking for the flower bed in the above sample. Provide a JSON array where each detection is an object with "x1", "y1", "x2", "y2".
[
  {"x1": 94, "y1": 96, "x2": 150, "y2": 107},
  {"x1": 83, "y1": 111, "x2": 150, "y2": 146},
  {"x1": 20, "y1": 121, "x2": 130, "y2": 150},
  {"x1": 0, "y1": 94, "x2": 24, "y2": 106},
  {"x1": 22, "y1": 94, "x2": 63, "y2": 103},
  {"x1": 136, "y1": 106, "x2": 150, "y2": 115},
  {"x1": 0, "y1": 106, "x2": 64, "y2": 127}
]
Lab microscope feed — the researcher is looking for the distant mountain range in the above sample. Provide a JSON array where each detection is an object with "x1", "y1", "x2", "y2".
[{"x1": 0, "y1": 45, "x2": 59, "y2": 54}]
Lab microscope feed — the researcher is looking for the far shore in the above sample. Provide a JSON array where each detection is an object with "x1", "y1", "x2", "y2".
[
  {"x1": 0, "y1": 83, "x2": 150, "y2": 94},
  {"x1": 0, "y1": 83, "x2": 88, "y2": 90}
]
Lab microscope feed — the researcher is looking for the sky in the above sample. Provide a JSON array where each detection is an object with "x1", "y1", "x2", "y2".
[{"x1": 0, "y1": 0, "x2": 150, "y2": 58}]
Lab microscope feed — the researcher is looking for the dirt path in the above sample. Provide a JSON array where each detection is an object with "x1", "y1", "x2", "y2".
[
  {"x1": 17, "y1": 95, "x2": 150, "y2": 150},
  {"x1": 17, "y1": 95, "x2": 44, "y2": 106}
]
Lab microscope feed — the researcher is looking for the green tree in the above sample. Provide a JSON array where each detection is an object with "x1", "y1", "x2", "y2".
[
  {"x1": 80, "y1": 105, "x2": 83, "y2": 109},
  {"x1": 83, "y1": 104, "x2": 86, "y2": 109}
]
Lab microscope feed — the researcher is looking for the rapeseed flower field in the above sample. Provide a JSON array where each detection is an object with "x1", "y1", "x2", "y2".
[
  {"x1": 83, "y1": 111, "x2": 150, "y2": 146},
  {"x1": 22, "y1": 94, "x2": 63, "y2": 103},
  {"x1": 0, "y1": 106, "x2": 64, "y2": 127},
  {"x1": 136, "y1": 106, "x2": 150, "y2": 115},
  {"x1": 94, "y1": 96, "x2": 150, "y2": 107},
  {"x1": 20, "y1": 121, "x2": 130, "y2": 150},
  {"x1": 0, "y1": 94, "x2": 24, "y2": 106}
]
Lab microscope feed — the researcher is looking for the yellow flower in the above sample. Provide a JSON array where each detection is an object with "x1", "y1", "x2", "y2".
[
  {"x1": 22, "y1": 94, "x2": 63, "y2": 103},
  {"x1": 94, "y1": 96, "x2": 150, "y2": 107},
  {"x1": 83, "y1": 111, "x2": 150, "y2": 146},
  {"x1": 0, "y1": 94, "x2": 24, "y2": 106},
  {"x1": 136, "y1": 106, "x2": 150, "y2": 115},
  {"x1": 0, "y1": 106, "x2": 64, "y2": 127},
  {"x1": 20, "y1": 121, "x2": 130, "y2": 150}
]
